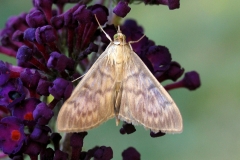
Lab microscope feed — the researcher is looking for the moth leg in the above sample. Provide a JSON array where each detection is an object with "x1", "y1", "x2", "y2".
[
  {"x1": 128, "y1": 34, "x2": 145, "y2": 50},
  {"x1": 71, "y1": 73, "x2": 86, "y2": 82},
  {"x1": 114, "y1": 81, "x2": 123, "y2": 126}
]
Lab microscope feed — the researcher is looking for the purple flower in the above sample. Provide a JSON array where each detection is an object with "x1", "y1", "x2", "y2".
[
  {"x1": 70, "y1": 132, "x2": 88, "y2": 160},
  {"x1": 0, "y1": 61, "x2": 11, "y2": 86},
  {"x1": 20, "y1": 69, "x2": 41, "y2": 89},
  {"x1": 89, "y1": 4, "x2": 108, "y2": 25},
  {"x1": 33, "y1": 102, "x2": 54, "y2": 125},
  {"x1": 23, "y1": 28, "x2": 37, "y2": 42},
  {"x1": 144, "y1": 0, "x2": 180, "y2": 10},
  {"x1": 0, "y1": 117, "x2": 25, "y2": 154},
  {"x1": 73, "y1": 5, "x2": 93, "y2": 24},
  {"x1": 50, "y1": 133, "x2": 62, "y2": 150},
  {"x1": 122, "y1": 147, "x2": 140, "y2": 160},
  {"x1": 120, "y1": 122, "x2": 136, "y2": 134},
  {"x1": 146, "y1": 45, "x2": 172, "y2": 73},
  {"x1": 150, "y1": 131, "x2": 166, "y2": 138},
  {"x1": 93, "y1": 146, "x2": 113, "y2": 160},
  {"x1": 40, "y1": 148, "x2": 54, "y2": 160},
  {"x1": 12, "y1": 30, "x2": 24, "y2": 42},
  {"x1": 30, "y1": 125, "x2": 51, "y2": 144},
  {"x1": 121, "y1": 19, "x2": 149, "y2": 55},
  {"x1": 16, "y1": 45, "x2": 33, "y2": 62},
  {"x1": 36, "y1": 79, "x2": 52, "y2": 96},
  {"x1": 5, "y1": 14, "x2": 27, "y2": 32},
  {"x1": 47, "y1": 51, "x2": 75, "y2": 72},
  {"x1": 26, "y1": 9, "x2": 47, "y2": 27},
  {"x1": 35, "y1": 25, "x2": 56, "y2": 44},
  {"x1": 33, "y1": 0, "x2": 53, "y2": 23},
  {"x1": 51, "y1": 15, "x2": 64, "y2": 29},
  {"x1": 156, "y1": 61, "x2": 184, "y2": 82},
  {"x1": 113, "y1": 1, "x2": 131, "y2": 18},
  {"x1": 12, "y1": 98, "x2": 41, "y2": 123},
  {"x1": 53, "y1": 150, "x2": 68, "y2": 160},
  {"x1": 22, "y1": 137, "x2": 43, "y2": 158},
  {"x1": 16, "y1": 45, "x2": 50, "y2": 72},
  {"x1": 70, "y1": 132, "x2": 87, "y2": 148},
  {"x1": 0, "y1": 78, "x2": 26, "y2": 108},
  {"x1": 164, "y1": 71, "x2": 201, "y2": 91},
  {"x1": 85, "y1": 146, "x2": 113, "y2": 160},
  {"x1": 49, "y1": 78, "x2": 73, "y2": 100}
]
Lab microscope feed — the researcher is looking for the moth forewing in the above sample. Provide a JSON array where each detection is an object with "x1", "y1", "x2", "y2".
[
  {"x1": 57, "y1": 46, "x2": 115, "y2": 132},
  {"x1": 57, "y1": 15, "x2": 183, "y2": 133},
  {"x1": 120, "y1": 50, "x2": 183, "y2": 133}
]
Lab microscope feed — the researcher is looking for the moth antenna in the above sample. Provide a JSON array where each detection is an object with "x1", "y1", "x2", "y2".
[
  {"x1": 117, "y1": 26, "x2": 121, "y2": 33},
  {"x1": 94, "y1": 14, "x2": 112, "y2": 42},
  {"x1": 71, "y1": 73, "x2": 86, "y2": 82}
]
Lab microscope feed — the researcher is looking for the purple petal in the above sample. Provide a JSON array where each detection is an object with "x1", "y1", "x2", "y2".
[
  {"x1": 113, "y1": 1, "x2": 131, "y2": 18},
  {"x1": 33, "y1": 102, "x2": 54, "y2": 125},
  {"x1": 26, "y1": 9, "x2": 47, "y2": 27},
  {"x1": 0, "y1": 117, "x2": 25, "y2": 154},
  {"x1": 122, "y1": 147, "x2": 140, "y2": 160},
  {"x1": 182, "y1": 71, "x2": 201, "y2": 90}
]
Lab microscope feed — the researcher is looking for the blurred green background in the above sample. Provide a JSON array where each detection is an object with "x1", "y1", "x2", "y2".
[{"x1": 1, "y1": 0, "x2": 240, "y2": 160}]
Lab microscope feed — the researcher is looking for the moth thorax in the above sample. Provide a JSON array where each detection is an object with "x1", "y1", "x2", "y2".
[
  {"x1": 114, "y1": 33, "x2": 126, "y2": 44},
  {"x1": 107, "y1": 44, "x2": 131, "y2": 65}
]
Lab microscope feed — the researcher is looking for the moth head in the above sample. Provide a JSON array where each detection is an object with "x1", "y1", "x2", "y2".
[{"x1": 113, "y1": 26, "x2": 126, "y2": 44}]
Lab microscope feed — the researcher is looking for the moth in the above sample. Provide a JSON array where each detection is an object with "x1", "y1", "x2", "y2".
[{"x1": 57, "y1": 15, "x2": 183, "y2": 133}]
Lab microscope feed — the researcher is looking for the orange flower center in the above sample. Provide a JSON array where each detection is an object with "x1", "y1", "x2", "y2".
[
  {"x1": 24, "y1": 112, "x2": 34, "y2": 121},
  {"x1": 11, "y1": 130, "x2": 21, "y2": 141}
]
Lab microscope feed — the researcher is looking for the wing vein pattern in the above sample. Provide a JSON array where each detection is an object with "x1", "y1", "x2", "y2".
[
  {"x1": 57, "y1": 48, "x2": 115, "y2": 132},
  {"x1": 118, "y1": 50, "x2": 182, "y2": 133}
]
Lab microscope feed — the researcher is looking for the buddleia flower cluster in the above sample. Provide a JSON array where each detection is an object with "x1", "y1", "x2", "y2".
[{"x1": 0, "y1": 0, "x2": 200, "y2": 159}]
